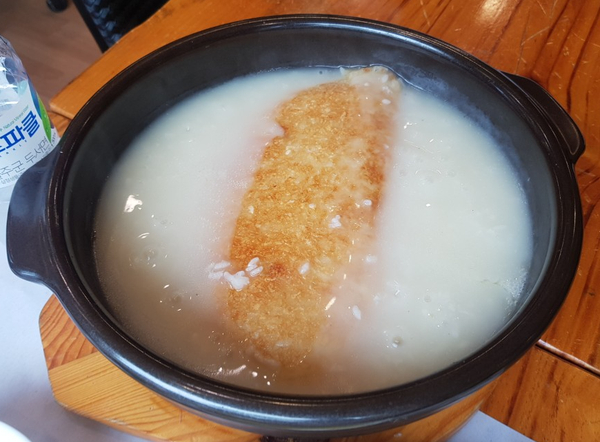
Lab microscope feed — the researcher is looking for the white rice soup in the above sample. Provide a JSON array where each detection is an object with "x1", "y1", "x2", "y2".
[{"x1": 94, "y1": 68, "x2": 533, "y2": 394}]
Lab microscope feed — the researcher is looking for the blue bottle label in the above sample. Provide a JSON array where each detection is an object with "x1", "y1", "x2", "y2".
[{"x1": 0, "y1": 81, "x2": 59, "y2": 188}]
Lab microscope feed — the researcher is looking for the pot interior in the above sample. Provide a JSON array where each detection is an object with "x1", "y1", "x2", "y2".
[
  {"x1": 66, "y1": 20, "x2": 555, "y2": 326},
  {"x1": 55, "y1": 16, "x2": 573, "y2": 432}
]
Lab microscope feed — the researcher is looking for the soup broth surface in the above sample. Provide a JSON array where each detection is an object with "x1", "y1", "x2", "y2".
[{"x1": 94, "y1": 68, "x2": 533, "y2": 394}]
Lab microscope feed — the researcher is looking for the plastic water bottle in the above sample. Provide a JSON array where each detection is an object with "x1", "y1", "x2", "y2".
[{"x1": 0, "y1": 36, "x2": 59, "y2": 202}]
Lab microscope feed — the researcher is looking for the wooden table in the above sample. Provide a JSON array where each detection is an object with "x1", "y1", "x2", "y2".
[{"x1": 45, "y1": 0, "x2": 600, "y2": 441}]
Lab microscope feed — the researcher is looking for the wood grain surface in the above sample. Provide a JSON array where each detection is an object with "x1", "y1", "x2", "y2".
[
  {"x1": 45, "y1": 0, "x2": 600, "y2": 440},
  {"x1": 0, "y1": 0, "x2": 100, "y2": 108},
  {"x1": 39, "y1": 295, "x2": 600, "y2": 442},
  {"x1": 480, "y1": 348, "x2": 600, "y2": 442},
  {"x1": 38, "y1": 296, "x2": 497, "y2": 442}
]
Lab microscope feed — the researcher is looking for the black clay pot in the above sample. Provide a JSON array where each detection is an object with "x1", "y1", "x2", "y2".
[{"x1": 7, "y1": 15, "x2": 584, "y2": 438}]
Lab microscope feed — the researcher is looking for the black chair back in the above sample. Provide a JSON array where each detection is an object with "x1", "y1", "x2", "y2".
[{"x1": 72, "y1": 0, "x2": 169, "y2": 51}]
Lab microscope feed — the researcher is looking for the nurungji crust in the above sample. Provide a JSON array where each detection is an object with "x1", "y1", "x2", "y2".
[{"x1": 226, "y1": 67, "x2": 402, "y2": 367}]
